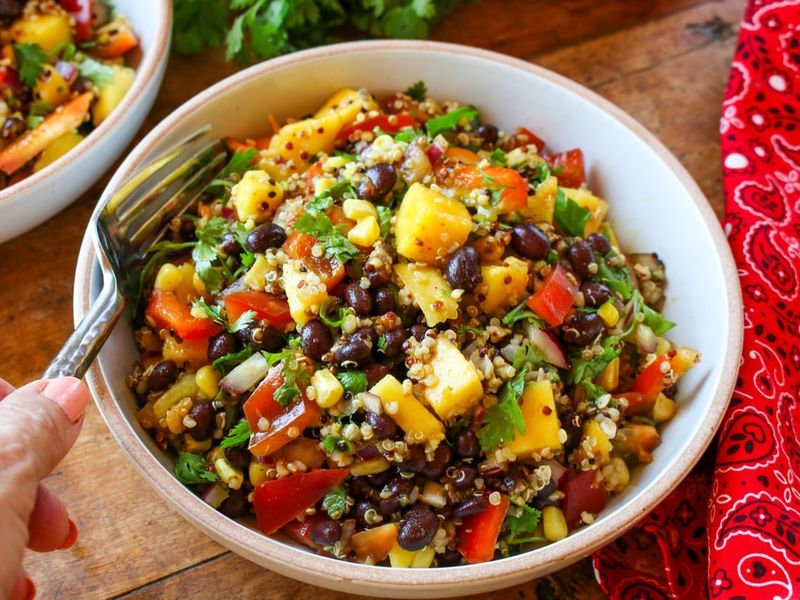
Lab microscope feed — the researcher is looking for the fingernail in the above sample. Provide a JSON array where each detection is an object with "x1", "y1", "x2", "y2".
[
  {"x1": 59, "y1": 519, "x2": 78, "y2": 550},
  {"x1": 43, "y1": 377, "x2": 89, "y2": 424}
]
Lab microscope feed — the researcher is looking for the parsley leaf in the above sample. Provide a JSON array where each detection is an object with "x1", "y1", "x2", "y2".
[
  {"x1": 322, "y1": 434, "x2": 353, "y2": 454},
  {"x1": 425, "y1": 105, "x2": 479, "y2": 138},
  {"x1": 404, "y1": 80, "x2": 427, "y2": 102},
  {"x1": 212, "y1": 346, "x2": 255, "y2": 374},
  {"x1": 323, "y1": 486, "x2": 348, "y2": 520},
  {"x1": 293, "y1": 201, "x2": 359, "y2": 263},
  {"x1": 173, "y1": 0, "x2": 229, "y2": 55},
  {"x1": 175, "y1": 452, "x2": 217, "y2": 485},
  {"x1": 478, "y1": 367, "x2": 528, "y2": 451},
  {"x1": 642, "y1": 303, "x2": 676, "y2": 336},
  {"x1": 220, "y1": 420, "x2": 251, "y2": 448},
  {"x1": 489, "y1": 148, "x2": 508, "y2": 166},
  {"x1": 76, "y1": 56, "x2": 115, "y2": 89},
  {"x1": 502, "y1": 299, "x2": 540, "y2": 327},
  {"x1": 336, "y1": 371, "x2": 368, "y2": 395},
  {"x1": 504, "y1": 504, "x2": 543, "y2": 544},
  {"x1": 376, "y1": 205, "x2": 393, "y2": 238},
  {"x1": 192, "y1": 217, "x2": 229, "y2": 293},
  {"x1": 193, "y1": 297, "x2": 227, "y2": 326},
  {"x1": 554, "y1": 188, "x2": 591, "y2": 237},
  {"x1": 13, "y1": 43, "x2": 48, "y2": 87}
]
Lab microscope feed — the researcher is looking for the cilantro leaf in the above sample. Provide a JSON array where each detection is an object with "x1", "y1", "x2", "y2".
[
  {"x1": 404, "y1": 80, "x2": 427, "y2": 102},
  {"x1": 512, "y1": 344, "x2": 544, "y2": 371},
  {"x1": 319, "y1": 300, "x2": 354, "y2": 328},
  {"x1": 489, "y1": 148, "x2": 508, "y2": 167},
  {"x1": 554, "y1": 188, "x2": 591, "y2": 237},
  {"x1": 293, "y1": 200, "x2": 359, "y2": 264},
  {"x1": 273, "y1": 356, "x2": 309, "y2": 407},
  {"x1": 323, "y1": 486, "x2": 348, "y2": 520},
  {"x1": 212, "y1": 347, "x2": 255, "y2": 374},
  {"x1": 478, "y1": 368, "x2": 528, "y2": 451},
  {"x1": 336, "y1": 370, "x2": 368, "y2": 395},
  {"x1": 230, "y1": 309, "x2": 256, "y2": 333},
  {"x1": 595, "y1": 256, "x2": 633, "y2": 300},
  {"x1": 376, "y1": 205, "x2": 393, "y2": 238},
  {"x1": 175, "y1": 452, "x2": 217, "y2": 485},
  {"x1": 502, "y1": 299, "x2": 541, "y2": 327},
  {"x1": 193, "y1": 297, "x2": 227, "y2": 326},
  {"x1": 216, "y1": 147, "x2": 258, "y2": 184},
  {"x1": 532, "y1": 161, "x2": 551, "y2": 185},
  {"x1": 192, "y1": 217, "x2": 229, "y2": 293},
  {"x1": 220, "y1": 420, "x2": 251, "y2": 448},
  {"x1": 13, "y1": 43, "x2": 48, "y2": 87},
  {"x1": 425, "y1": 105, "x2": 479, "y2": 138},
  {"x1": 76, "y1": 56, "x2": 115, "y2": 89},
  {"x1": 642, "y1": 303, "x2": 676, "y2": 335},
  {"x1": 504, "y1": 504, "x2": 543, "y2": 544},
  {"x1": 173, "y1": 0, "x2": 229, "y2": 55}
]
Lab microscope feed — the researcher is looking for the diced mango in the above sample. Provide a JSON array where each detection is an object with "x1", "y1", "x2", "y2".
[
  {"x1": 583, "y1": 420, "x2": 611, "y2": 465},
  {"x1": 597, "y1": 302, "x2": 619, "y2": 327},
  {"x1": 11, "y1": 12, "x2": 72, "y2": 53},
  {"x1": 394, "y1": 262, "x2": 458, "y2": 327},
  {"x1": 283, "y1": 259, "x2": 329, "y2": 327},
  {"x1": 347, "y1": 215, "x2": 380, "y2": 247},
  {"x1": 395, "y1": 183, "x2": 472, "y2": 264},
  {"x1": 243, "y1": 253, "x2": 270, "y2": 290},
  {"x1": 389, "y1": 543, "x2": 416, "y2": 568},
  {"x1": 231, "y1": 169, "x2": 284, "y2": 223},
  {"x1": 161, "y1": 334, "x2": 208, "y2": 369},
  {"x1": 351, "y1": 523, "x2": 398, "y2": 562},
  {"x1": 92, "y1": 66, "x2": 135, "y2": 125},
  {"x1": 596, "y1": 356, "x2": 619, "y2": 392},
  {"x1": 521, "y1": 174, "x2": 557, "y2": 223},
  {"x1": 370, "y1": 375, "x2": 444, "y2": 445},
  {"x1": 33, "y1": 130, "x2": 82, "y2": 172},
  {"x1": 343, "y1": 198, "x2": 377, "y2": 220},
  {"x1": 652, "y1": 393, "x2": 677, "y2": 423},
  {"x1": 196, "y1": 365, "x2": 221, "y2": 399},
  {"x1": 350, "y1": 456, "x2": 390, "y2": 477},
  {"x1": 672, "y1": 347, "x2": 700, "y2": 377},
  {"x1": 424, "y1": 337, "x2": 483, "y2": 421},
  {"x1": 506, "y1": 380, "x2": 562, "y2": 457},
  {"x1": 562, "y1": 187, "x2": 609, "y2": 236},
  {"x1": 33, "y1": 65, "x2": 70, "y2": 108},
  {"x1": 477, "y1": 256, "x2": 529, "y2": 314},
  {"x1": 314, "y1": 88, "x2": 376, "y2": 125},
  {"x1": 311, "y1": 368, "x2": 344, "y2": 409}
]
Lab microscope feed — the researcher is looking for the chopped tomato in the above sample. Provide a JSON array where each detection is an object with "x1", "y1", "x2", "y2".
[
  {"x1": 444, "y1": 146, "x2": 479, "y2": 165},
  {"x1": 282, "y1": 513, "x2": 328, "y2": 549},
  {"x1": 351, "y1": 523, "x2": 398, "y2": 562},
  {"x1": 0, "y1": 66, "x2": 22, "y2": 93},
  {"x1": 457, "y1": 493, "x2": 510, "y2": 563},
  {"x1": 59, "y1": 0, "x2": 93, "y2": 41},
  {"x1": 224, "y1": 290, "x2": 291, "y2": 329},
  {"x1": 630, "y1": 352, "x2": 675, "y2": 401},
  {"x1": 242, "y1": 365, "x2": 285, "y2": 431},
  {"x1": 283, "y1": 232, "x2": 346, "y2": 291},
  {"x1": 562, "y1": 469, "x2": 607, "y2": 530},
  {"x1": 144, "y1": 290, "x2": 222, "y2": 340},
  {"x1": 508, "y1": 126, "x2": 546, "y2": 152},
  {"x1": 253, "y1": 469, "x2": 349, "y2": 535},
  {"x1": 283, "y1": 231, "x2": 316, "y2": 259},
  {"x1": 0, "y1": 93, "x2": 92, "y2": 175},
  {"x1": 92, "y1": 19, "x2": 139, "y2": 59},
  {"x1": 613, "y1": 424, "x2": 661, "y2": 463},
  {"x1": 249, "y1": 396, "x2": 322, "y2": 457},
  {"x1": 336, "y1": 113, "x2": 416, "y2": 143},
  {"x1": 527, "y1": 264, "x2": 578, "y2": 326},
  {"x1": 546, "y1": 149, "x2": 586, "y2": 188},
  {"x1": 450, "y1": 164, "x2": 528, "y2": 214}
]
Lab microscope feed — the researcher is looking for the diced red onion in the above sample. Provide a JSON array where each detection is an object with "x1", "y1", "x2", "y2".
[
  {"x1": 201, "y1": 484, "x2": 229, "y2": 508},
  {"x1": 479, "y1": 458, "x2": 507, "y2": 476},
  {"x1": 219, "y1": 353, "x2": 270, "y2": 394},
  {"x1": 425, "y1": 143, "x2": 444, "y2": 164},
  {"x1": 545, "y1": 460, "x2": 568, "y2": 489},
  {"x1": 355, "y1": 444, "x2": 380, "y2": 460},
  {"x1": 54, "y1": 60, "x2": 78, "y2": 85},
  {"x1": 527, "y1": 324, "x2": 569, "y2": 369}
]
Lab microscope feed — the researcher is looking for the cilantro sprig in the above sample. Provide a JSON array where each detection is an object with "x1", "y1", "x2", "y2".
[
  {"x1": 13, "y1": 43, "x2": 48, "y2": 87},
  {"x1": 554, "y1": 188, "x2": 591, "y2": 237},
  {"x1": 504, "y1": 505, "x2": 545, "y2": 545},
  {"x1": 220, "y1": 420, "x2": 251, "y2": 448},
  {"x1": 404, "y1": 80, "x2": 427, "y2": 102},
  {"x1": 425, "y1": 105, "x2": 479, "y2": 138},
  {"x1": 293, "y1": 184, "x2": 360, "y2": 263},
  {"x1": 478, "y1": 367, "x2": 528, "y2": 451},
  {"x1": 175, "y1": 452, "x2": 217, "y2": 485}
]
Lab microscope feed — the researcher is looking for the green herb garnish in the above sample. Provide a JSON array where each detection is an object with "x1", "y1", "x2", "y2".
[{"x1": 175, "y1": 452, "x2": 217, "y2": 485}]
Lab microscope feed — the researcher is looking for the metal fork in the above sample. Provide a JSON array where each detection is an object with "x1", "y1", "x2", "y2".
[{"x1": 43, "y1": 129, "x2": 228, "y2": 379}]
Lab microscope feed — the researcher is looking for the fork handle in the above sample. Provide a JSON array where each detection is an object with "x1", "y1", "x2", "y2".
[{"x1": 43, "y1": 278, "x2": 125, "y2": 380}]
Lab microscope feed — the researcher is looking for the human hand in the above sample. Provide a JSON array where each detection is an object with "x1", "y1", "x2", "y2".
[{"x1": 0, "y1": 377, "x2": 90, "y2": 600}]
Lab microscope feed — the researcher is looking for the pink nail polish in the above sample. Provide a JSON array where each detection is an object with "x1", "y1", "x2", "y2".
[
  {"x1": 59, "y1": 519, "x2": 79, "y2": 550},
  {"x1": 42, "y1": 377, "x2": 90, "y2": 424}
]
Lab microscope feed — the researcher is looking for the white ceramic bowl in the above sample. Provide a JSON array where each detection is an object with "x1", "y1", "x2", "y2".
[
  {"x1": 0, "y1": 0, "x2": 171, "y2": 244},
  {"x1": 74, "y1": 41, "x2": 742, "y2": 599}
]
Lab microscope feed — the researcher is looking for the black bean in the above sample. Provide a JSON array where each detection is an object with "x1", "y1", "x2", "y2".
[
  {"x1": 352, "y1": 327, "x2": 377, "y2": 347},
  {"x1": 311, "y1": 520, "x2": 341, "y2": 546},
  {"x1": 454, "y1": 429, "x2": 480, "y2": 459},
  {"x1": 581, "y1": 282, "x2": 612, "y2": 307},
  {"x1": 448, "y1": 465, "x2": 477, "y2": 490},
  {"x1": 511, "y1": 222, "x2": 550, "y2": 260},
  {"x1": 453, "y1": 495, "x2": 488, "y2": 519},
  {"x1": 380, "y1": 328, "x2": 406, "y2": 358},
  {"x1": 502, "y1": 473, "x2": 525, "y2": 493},
  {"x1": 444, "y1": 246, "x2": 482, "y2": 292},
  {"x1": 561, "y1": 411, "x2": 583, "y2": 453},
  {"x1": 587, "y1": 232, "x2": 612, "y2": 255},
  {"x1": 208, "y1": 331, "x2": 236, "y2": 361},
  {"x1": 245, "y1": 223, "x2": 286, "y2": 253},
  {"x1": 365, "y1": 411, "x2": 398, "y2": 439},
  {"x1": 358, "y1": 163, "x2": 397, "y2": 201},
  {"x1": 344, "y1": 282, "x2": 373, "y2": 317},
  {"x1": 334, "y1": 339, "x2": 371, "y2": 367},
  {"x1": 477, "y1": 123, "x2": 499, "y2": 145},
  {"x1": 220, "y1": 488, "x2": 249, "y2": 517},
  {"x1": 436, "y1": 549, "x2": 463, "y2": 567},
  {"x1": 373, "y1": 287, "x2": 395, "y2": 314},
  {"x1": 188, "y1": 402, "x2": 216, "y2": 440},
  {"x1": 353, "y1": 499, "x2": 381, "y2": 528},
  {"x1": 407, "y1": 324, "x2": 428, "y2": 342},
  {"x1": 260, "y1": 326, "x2": 284, "y2": 352},
  {"x1": 397, "y1": 504, "x2": 439, "y2": 551},
  {"x1": 0, "y1": 0, "x2": 23, "y2": 19},
  {"x1": 219, "y1": 232, "x2": 240, "y2": 256},
  {"x1": 562, "y1": 312, "x2": 604, "y2": 346},
  {"x1": 225, "y1": 447, "x2": 250, "y2": 472},
  {"x1": 147, "y1": 360, "x2": 177, "y2": 391},
  {"x1": 379, "y1": 477, "x2": 415, "y2": 515},
  {"x1": 301, "y1": 318, "x2": 332, "y2": 360},
  {"x1": 421, "y1": 444, "x2": 453, "y2": 479},
  {"x1": 531, "y1": 480, "x2": 559, "y2": 509},
  {"x1": 366, "y1": 469, "x2": 394, "y2": 489},
  {"x1": 364, "y1": 262, "x2": 392, "y2": 287},
  {"x1": 400, "y1": 445, "x2": 426, "y2": 473},
  {"x1": 364, "y1": 363, "x2": 389, "y2": 388},
  {"x1": 567, "y1": 240, "x2": 595, "y2": 278},
  {"x1": 235, "y1": 321, "x2": 283, "y2": 352}
]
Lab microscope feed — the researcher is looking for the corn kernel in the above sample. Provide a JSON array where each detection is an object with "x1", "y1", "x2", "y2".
[
  {"x1": 543, "y1": 506, "x2": 568, "y2": 542},
  {"x1": 174, "y1": 263, "x2": 197, "y2": 303},
  {"x1": 184, "y1": 433, "x2": 212, "y2": 453},
  {"x1": 604, "y1": 457, "x2": 630, "y2": 493},
  {"x1": 154, "y1": 263, "x2": 183, "y2": 292},
  {"x1": 249, "y1": 461, "x2": 269, "y2": 486},
  {"x1": 672, "y1": 347, "x2": 700, "y2": 377},
  {"x1": 243, "y1": 253, "x2": 270, "y2": 290},
  {"x1": 596, "y1": 357, "x2": 619, "y2": 392},
  {"x1": 410, "y1": 546, "x2": 435, "y2": 568},
  {"x1": 653, "y1": 393, "x2": 677, "y2": 423},
  {"x1": 343, "y1": 198, "x2": 377, "y2": 220},
  {"x1": 350, "y1": 456, "x2": 390, "y2": 476},
  {"x1": 347, "y1": 215, "x2": 380, "y2": 247},
  {"x1": 597, "y1": 301, "x2": 619, "y2": 327},
  {"x1": 655, "y1": 337, "x2": 672, "y2": 356},
  {"x1": 311, "y1": 368, "x2": 344, "y2": 408},
  {"x1": 314, "y1": 176, "x2": 336, "y2": 196},
  {"x1": 196, "y1": 365, "x2": 221, "y2": 399},
  {"x1": 192, "y1": 272, "x2": 206, "y2": 294}
]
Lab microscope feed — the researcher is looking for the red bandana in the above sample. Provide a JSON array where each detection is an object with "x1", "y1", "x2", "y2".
[{"x1": 593, "y1": 1, "x2": 800, "y2": 598}]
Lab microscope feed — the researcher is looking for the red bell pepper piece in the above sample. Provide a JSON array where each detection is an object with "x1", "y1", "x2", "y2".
[
  {"x1": 0, "y1": 66, "x2": 22, "y2": 93},
  {"x1": 282, "y1": 513, "x2": 328, "y2": 549},
  {"x1": 509, "y1": 126, "x2": 546, "y2": 152},
  {"x1": 253, "y1": 469, "x2": 349, "y2": 535},
  {"x1": 546, "y1": 149, "x2": 586, "y2": 188},
  {"x1": 283, "y1": 232, "x2": 346, "y2": 291},
  {"x1": 527, "y1": 264, "x2": 578, "y2": 326},
  {"x1": 224, "y1": 290, "x2": 291, "y2": 330},
  {"x1": 451, "y1": 164, "x2": 528, "y2": 214},
  {"x1": 59, "y1": 0, "x2": 93, "y2": 42},
  {"x1": 630, "y1": 352, "x2": 675, "y2": 402},
  {"x1": 562, "y1": 469, "x2": 607, "y2": 530},
  {"x1": 249, "y1": 397, "x2": 322, "y2": 457},
  {"x1": 337, "y1": 113, "x2": 416, "y2": 143},
  {"x1": 614, "y1": 392, "x2": 653, "y2": 416},
  {"x1": 144, "y1": 290, "x2": 222, "y2": 341},
  {"x1": 92, "y1": 19, "x2": 139, "y2": 59},
  {"x1": 457, "y1": 493, "x2": 510, "y2": 563},
  {"x1": 243, "y1": 365, "x2": 285, "y2": 432}
]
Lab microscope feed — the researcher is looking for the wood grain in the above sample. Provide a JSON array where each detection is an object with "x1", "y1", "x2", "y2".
[{"x1": 0, "y1": 0, "x2": 744, "y2": 598}]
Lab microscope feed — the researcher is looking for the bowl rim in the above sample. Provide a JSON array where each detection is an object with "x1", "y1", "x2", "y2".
[
  {"x1": 74, "y1": 39, "x2": 743, "y2": 591},
  {"x1": 0, "y1": 0, "x2": 172, "y2": 203}
]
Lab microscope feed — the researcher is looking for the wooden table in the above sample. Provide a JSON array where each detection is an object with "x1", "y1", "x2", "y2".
[{"x1": 1, "y1": 0, "x2": 744, "y2": 597}]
